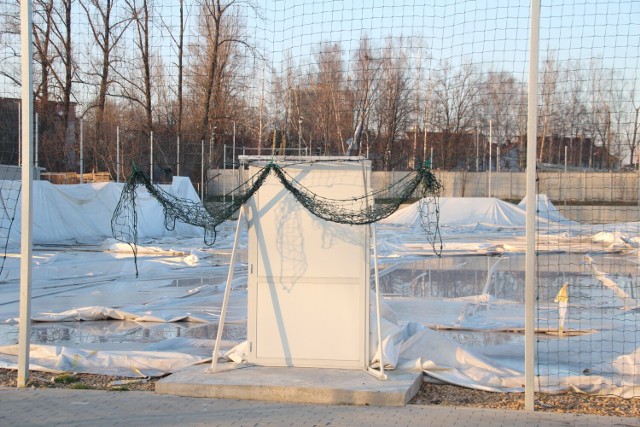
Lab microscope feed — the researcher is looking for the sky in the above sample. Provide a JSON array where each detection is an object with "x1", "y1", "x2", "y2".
[{"x1": 0, "y1": 1, "x2": 638, "y2": 106}]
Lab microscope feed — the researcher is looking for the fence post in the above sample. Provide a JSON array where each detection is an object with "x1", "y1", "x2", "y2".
[
  {"x1": 525, "y1": 0, "x2": 541, "y2": 411},
  {"x1": 17, "y1": 0, "x2": 34, "y2": 388}
]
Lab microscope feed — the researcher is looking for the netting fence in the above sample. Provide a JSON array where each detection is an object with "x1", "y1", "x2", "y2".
[{"x1": 1, "y1": 0, "x2": 639, "y2": 401}]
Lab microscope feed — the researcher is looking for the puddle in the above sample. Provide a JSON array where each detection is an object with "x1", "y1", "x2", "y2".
[{"x1": 0, "y1": 321, "x2": 247, "y2": 349}]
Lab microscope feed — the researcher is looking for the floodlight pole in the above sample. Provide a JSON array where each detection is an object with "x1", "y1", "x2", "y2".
[
  {"x1": 17, "y1": 0, "x2": 34, "y2": 388},
  {"x1": 525, "y1": 0, "x2": 541, "y2": 412}
]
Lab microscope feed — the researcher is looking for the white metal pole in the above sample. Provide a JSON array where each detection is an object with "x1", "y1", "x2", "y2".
[
  {"x1": 18, "y1": 101, "x2": 21, "y2": 166},
  {"x1": 80, "y1": 119, "x2": 84, "y2": 183},
  {"x1": 525, "y1": 0, "x2": 541, "y2": 412},
  {"x1": 116, "y1": 126, "x2": 120, "y2": 183},
  {"x1": 211, "y1": 207, "x2": 245, "y2": 372},
  {"x1": 150, "y1": 131, "x2": 154, "y2": 183},
  {"x1": 201, "y1": 139, "x2": 204, "y2": 200},
  {"x1": 34, "y1": 112, "x2": 38, "y2": 167},
  {"x1": 176, "y1": 136, "x2": 180, "y2": 176},
  {"x1": 430, "y1": 146, "x2": 433, "y2": 169},
  {"x1": 17, "y1": 0, "x2": 34, "y2": 388},
  {"x1": 233, "y1": 121, "x2": 236, "y2": 169},
  {"x1": 476, "y1": 125, "x2": 479, "y2": 171},
  {"x1": 361, "y1": 162, "x2": 386, "y2": 380},
  {"x1": 489, "y1": 120, "x2": 492, "y2": 197}
]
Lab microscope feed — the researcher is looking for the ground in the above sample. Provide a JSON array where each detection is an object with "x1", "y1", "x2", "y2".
[{"x1": 1, "y1": 368, "x2": 638, "y2": 418}]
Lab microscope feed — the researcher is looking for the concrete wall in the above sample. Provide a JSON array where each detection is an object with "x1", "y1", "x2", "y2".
[
  {"x1": 0, "y1": 165, "x2": 42, "y2": 180},
  {"x1": 208, "y1": 168, "x2": 638, "y2": 203},
  {"x1": 206, "y1": 168, "x2": 640, "y2": 223}
]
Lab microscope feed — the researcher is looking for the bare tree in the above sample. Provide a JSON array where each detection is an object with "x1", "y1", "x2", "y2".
[
  {"x1": 308, "y1": 42, "x2": 351, "y2": 155},
  {"x1": 375, "y1": 37, "x2": 412, "y2": 170},
  {"x1": 122, "y1": 0, "x2": 153, "y2": 137},
  {"x1": 351, "y1": 35, "x2": 381, "y2": 158},
  {"x1": 188, "y1": 0, "x2": 257, "y2": 171},
  {"x1": 427, "y1": 59, "x2": 482, "y2": 170},
  {"x1": 49, "y1": 0, "x2": 77, "y2": 170},
  {"x1": 80, "y1": 0, "x2": 131, "y2": 175},
  {"x1": 538, "y1": 53, "x2": 561, "y2": 164},
  {"x1": 0, "y1": 2, "x2": 21, "y2": 87},
  {"x1": 625, "y1": 83, "x2": 640, "y2": 168}
]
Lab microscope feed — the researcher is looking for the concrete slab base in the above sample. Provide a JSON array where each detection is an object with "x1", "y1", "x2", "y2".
[{"x1": 156, "y1": 363, "x2": 423, "y2": 407}]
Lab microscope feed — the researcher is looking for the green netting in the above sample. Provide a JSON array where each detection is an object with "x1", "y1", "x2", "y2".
[{"x1": 112, "y1": 161, "x2": 443, "y2": 275}]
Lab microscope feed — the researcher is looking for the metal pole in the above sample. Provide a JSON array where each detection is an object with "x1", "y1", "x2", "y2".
[
  {"x1": 18, "y1": 101, "x2": 21, "y2": 166},
  {"x1": 476, "y1": 125, "x2": 479, "y2": 172},
  {"x1": 298, "y1": 116, "x2": 302, "y2": 156},
  {"x1": 18, "y1": 0, "x2": 34, "y2": 388},
  {"x1": 525, "y1": 0, "x2": 541, "y2": 412},
  {"x1": 150, "y1": 131, "x2": 154, "y2": 183},
  {"x1": 34, "y1": 112, "x2": 38, "y2": 167},
  {"x1": 361, "y1": 162, "x2": 386, "y2": 380},
  {"x1": 232, "y1": 121, "x2": 236, "y2": 170},
  {"x1": 430, "y1": 147, "x2": 433, "y2": 169},
  {"x1": 211, "y1": 207, "x2": 245, "y2": 372},
  {"x1": 489, "y1": 120, "x2": 492, "y2": 197},
  {"x1": 80, "y1": 119, "x2": 84, "y2": 183},
  {"x1": 176, "y1": 136, "x2": 180, "y2": 177},
  {"x1": 201, "y1": 140, "x2": 205, "y2": 200},
  {"x1": 116, "y1": 126, "x2": 120, "y2": 183}
]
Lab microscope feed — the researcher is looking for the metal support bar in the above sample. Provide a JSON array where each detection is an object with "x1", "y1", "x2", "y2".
[
  {"x1": 362, "y1": 161, "x2": 386, "y2": 380},
  {"x1": 211, "y1": 207, "x2": 245, "y2": 371}
]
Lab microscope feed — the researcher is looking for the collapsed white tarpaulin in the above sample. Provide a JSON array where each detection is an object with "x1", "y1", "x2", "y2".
[
  {"x1": 381, "y1": 197, "x2": 532, "y2": 228},
  {"x1": 0, "y1": 182, "x2": 638, "y2": 396},
  {"x1": 0, "y1": 343, "x2": 206, "y2": 377},
  {"x1": 27, "y1": 306, "x2": 209, "y2": 323},
  {"x1": 2, "y1": 177, "x2": 204, "y2": 245}
]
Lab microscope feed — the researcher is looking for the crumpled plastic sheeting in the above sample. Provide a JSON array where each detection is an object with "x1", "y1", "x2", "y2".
[
  {"x1": 0, "y1": 344, "x2": 206, "y2": 377},
  {"x1": 5, "y1": 177, "x2": 204, "y2": 245},
  {"x1": 27, "y1": 306, "x2": 209, "y2": 323}
]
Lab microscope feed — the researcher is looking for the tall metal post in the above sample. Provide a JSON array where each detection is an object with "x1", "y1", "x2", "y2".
[
  {"x1": 18, "y1": 0, "x2": 34, "y2": 388},
  {"x1": 489, "y1": 120, "x2": 492, "y2": 197},
  {"x1": 34, "y1": 112, "x2": 38, "y2": 167},
  {"x1": 475, "y1": 125, "x2": 479, "y2": 171},
  {"x1": 79, "y1": 119, "x2": 84, "y2": 183},
  {"x1": 298, "y1": 116, "x2": 302, "y2": 156},
  {"x1": 525, "y1": 0, "x2": 541, "y2": 412},
  {"x1": 201, "y1": 140, "x2": 205, "y2": 200},
  {"x1": 150, "y1": 131, "x2": 154, "y2": 182},
  {"x1": 116, "y1": 126, "x2": 120, "y2": 183},
  {"x1": 176, "y1": 136, "x2": 180, "y2": 176}
]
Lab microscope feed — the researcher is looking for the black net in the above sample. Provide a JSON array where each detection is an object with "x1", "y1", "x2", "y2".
[{"x1": 112, "y1": 160, "x2": 443, "y2": 275}]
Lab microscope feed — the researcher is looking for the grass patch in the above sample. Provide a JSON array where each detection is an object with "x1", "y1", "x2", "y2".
[{"x1": 52, "y1": 373, "x2": 80, "y2": 384}]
